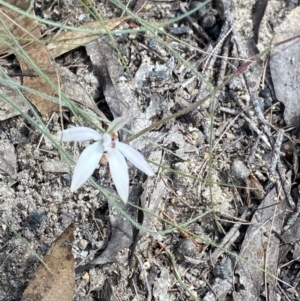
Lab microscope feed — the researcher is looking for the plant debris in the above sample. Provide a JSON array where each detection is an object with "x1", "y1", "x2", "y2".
[
  {"x1": 1, "y1": 1, "x2": 300, "y2": 301},
  {"x1": 0, "y1": 0, "x2": 60, "y2": 114},
  {"x1": 21, "y1": 223, "x2": 75, "y2": 301}
]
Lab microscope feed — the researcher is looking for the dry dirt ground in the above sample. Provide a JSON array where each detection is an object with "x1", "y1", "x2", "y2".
[{"x1": 1, "y1": 0, "x2": 300, "y2": 300}]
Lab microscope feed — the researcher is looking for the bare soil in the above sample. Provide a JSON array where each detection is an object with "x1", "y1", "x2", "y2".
[{"x1": 1, "y1": 0, "x2": 300, "y2": 300}]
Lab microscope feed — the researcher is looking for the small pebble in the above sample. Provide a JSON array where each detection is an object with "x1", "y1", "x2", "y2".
[
  {"x1": 49, "y1": 203, "x2": 58, "y2": 214},
  {"x1": 232, "y1": 160, "x2": 250, "y2": 180},
  {"x1": 78, "y1": 14, "x2": 86, "y2": 21},
  {"x1": 80, "y1": 250, "x2": 89, "y2": 258},
  {"x1": 82, "y1": 272, "x2": 90, "y2": 281},
  {"x1": 169, "y1": 26, "x2": 193, "y2": 35},
  {"x1": 256, "y1": 97, "x2": 265, "y2": 112},
  {"x1": 144, "y1": 261, "x2": 151, "y2": 270},
  {"x1": 28, "y1": 211, "x2": 47, "y2": 230},
  {"x1": 148, "y1": 39, "x2": 157, "y2": 51},
  {"x1": 264, "y1": 97, "x2": 272, "y2": 110},
  {"x1": 214, "y1": 265, "x2": 228, "y2": 279},
  {"x1": 189, "y1": 1, "x2": 207, "y2": 18},
  {"x1": 128, "y1": 33, "x2": 137, "y2": 40},
  {"x1": 242, "y1": 123, "x2": 254, "y2": 136},
  {"x1": 79, "y1": 238, "x2": 89, "y2": 250},
  {"x1": 174, "y1": 238, "x2": 197, "y2": 261},
  {"x1": 259, "y1": 88, "x2": 271, "y2": 99},
  {"x1": 201, "y1": 14, "x2": 216, "y2": 29},
  {"x1": 196, "y1": 130, "x2": 205, "y2": 146}
]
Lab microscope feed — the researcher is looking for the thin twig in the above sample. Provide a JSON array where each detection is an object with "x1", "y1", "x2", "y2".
[
  {"x1": 277, "y1": 159, "x2": 295, "y2": 209},
  {"x1": 211, "y1": 209, "x2": 249, "y2": 263},
  {"x1": 264, "y1": 183, "x2": 280, "y2": 301},
  {"x1": 136, "y1": 255, "x2": 152, "y2": 301},
  {"x1": 161, "y1": 211, "x2": 203, "y2": 250},
  {"x1": 179, "y1": 3, "x2": 209, "y2": 41},
  {"x1": 240, "y1": 112, "x2": 271, "y2": 148},
  {"x1": 269, "y1": 129, "x2": 284, "y2": 176},
  {"x1": 157, "y1": 241, "x2": 197, "y2": 300}
]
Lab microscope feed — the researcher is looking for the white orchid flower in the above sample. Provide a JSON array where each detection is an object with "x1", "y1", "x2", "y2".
[{"x1": 57, "y1": 112, "x2": 154, "y2": 202}]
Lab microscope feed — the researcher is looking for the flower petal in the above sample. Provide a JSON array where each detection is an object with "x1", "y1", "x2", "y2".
[
  {"x1": 107, "y1": 110, "x2": 131, "y2": 134},
  {"x1": 57, "y1": 127, "x2": 102, "y2": 142},
  {"x1": 116, "y1": 142, "x2": 154, "y2": 176},
  {"x1": 70, "y1": 141, "x2": 104, "y2": 191},
  {"x1": 102, "y1": 133, "x2": 112, "y2": 150},
  {"x1": 107, "y1": 148, "x2": 129, "y2": 202}
]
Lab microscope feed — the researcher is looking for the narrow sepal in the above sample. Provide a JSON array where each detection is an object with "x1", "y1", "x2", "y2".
[
  {"x1": 107, "y1": 110, "x2": 131, "y2": 134},
  {"x1": 57, "y1": 127, "x2": 102, "y2": 142},
  {"x1": 107, "y1": 148, "x2": 129, "y2": 202},
  {"x1": 70, "y1": 141, "x2": 104, "y2": 191},
  {"x1": 116, "y1": 142, "x2": 154, "y2": 176}
]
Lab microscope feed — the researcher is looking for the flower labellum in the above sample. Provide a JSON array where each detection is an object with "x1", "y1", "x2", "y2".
[{"x1": 56, "y1": 111, "x2": 154, "y2": 202}]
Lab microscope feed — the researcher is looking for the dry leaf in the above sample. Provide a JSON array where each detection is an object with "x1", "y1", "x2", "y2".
[
  {"x1": 0, "y1": 0, "x2": 60, "y2": 114},
  {"x1": 0, "y1": 139, "x2": 17, "y2": 176},
  {"x1": 21, "y1": 223, "x2": 75, "y2": 301},
  {"x1": 0, "y1": 77, "x2": 29, "y2": 120},
  {"x1": 46, "y1": 17, "x2": 128, "y2": 58},
  {"x1": 270, "y1": 7, "x2": 300, "y2": 126},
  {"x1": 58, "y1": 65, "x2": 107, "y2": 119},
  {"x1": 0, "y1": 0, "x2": 35, "y2": 54},
  {"x1": 0, "y1": 2, "x2": 127, "y2": 116},
  {"x1": 76, "y1": 196, "x2": 134, "y2": 273},
  {"x1": 85, "y1": 37, "x2": 127, "y2": 120},
  {"x1": 233, "y1": 172, "x2": 290, "y2": 301}
]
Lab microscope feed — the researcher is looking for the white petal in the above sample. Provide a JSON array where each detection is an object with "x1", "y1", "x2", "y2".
[
  {"x1": 71, "y1": 141, "x2": 104, "y2": 191},
  {"x1": 107, "y1": 148, "x2": 129, "y2": 202},
  {"x1": 107, "y1": 110, "x2": 131, "y2": 134},
  {"x1": 116, "y1": 142, "x2": 154, "y2": 176},
  {"x1": 57, "y1": 127, "x2": 102, "y2": 142},
  {"x1": 102, "y1": 133, "x2": 112, "y2": 150}
]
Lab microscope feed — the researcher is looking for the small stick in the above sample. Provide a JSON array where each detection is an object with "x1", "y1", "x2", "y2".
[
  {"x1": 202, "y1": 25, "x2": 231, "y2": 73},
  {"x1": 156, "y1": 241, "x2": 197, "y2": 300},
  {"x1": 199, "y1": 25, "x2": 231, "y2": 110},
  {"x1": 240, "y1": 112, "x2": 271, "y2": 148},
  {"x1": 277, "y1": 159, "x2": 295, "y2": 209},
  {"x1": 229, "y1": 90, "x2": 248, "y2": 112},
  {"x1": 269, "y1": 129, "x2": 283, "y2": 176},
  {"x1": 36, "y1": 112, "x2": 55, "y2": 150},
  {"x1": 252, "y1": 97, "x2": 273, "y2": 139},
  {"x1": 161, "y1": 210, "x2": 203, "y2": 250},
  {"x1": 249, "y1": 131, "x2": 263, "y2": 162},
  {"x1": 219, "y1": 107, "x2": 238, "y2": 115},
  {"x1": 211, "y1": 209, "x2": 249, "y2": 264},
  {"x1": 179, "y1": 3, "x2": 209, "y2": 41},
  {"x1": 215, "y1": 38, "x2": 231, "y2": 101},
  {"x1": 136, "y1": 255, "x2": 152, "y2": 301}
]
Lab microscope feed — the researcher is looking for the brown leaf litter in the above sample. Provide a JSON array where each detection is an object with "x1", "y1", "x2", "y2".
[
  {"x1": 21, "y1": 223, "x2": 75, "y2": 301},
  {"x1": 0, "y1": 0, "x2": 60, "y2": 114},
  {"x1": 0, "y1": 0, "x2": 128, "y2": 115}
]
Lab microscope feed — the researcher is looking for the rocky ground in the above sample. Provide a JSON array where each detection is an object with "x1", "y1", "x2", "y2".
[{"x1": 1, "y1": 0, "x2": 300, "y2": 300}]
